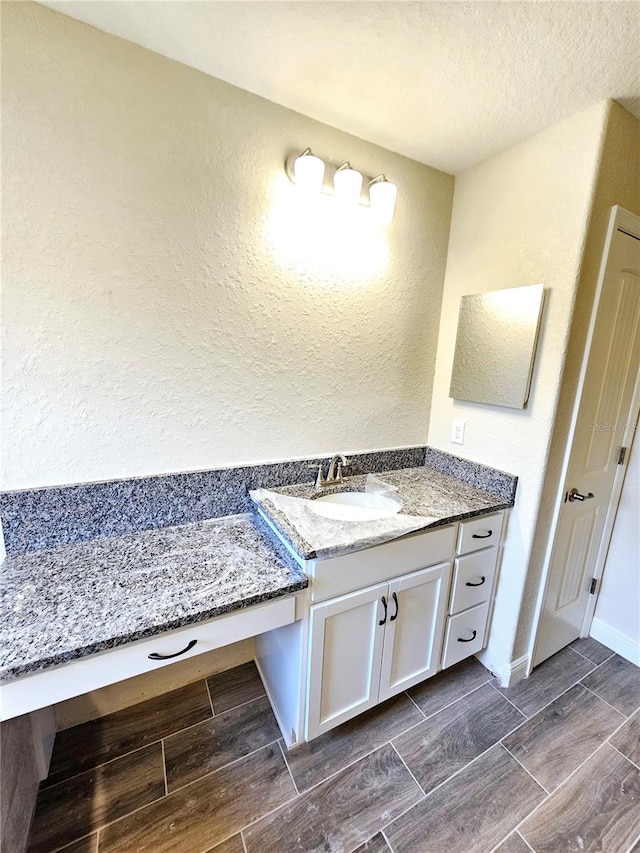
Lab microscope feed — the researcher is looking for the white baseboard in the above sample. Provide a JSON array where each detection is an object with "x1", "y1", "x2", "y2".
[
  {"x1": 476, "y1": 652, "x2": 529, "y2": 688},
  {"x1": 589, "y1": 617, "x2": 640, "y2": 666}
]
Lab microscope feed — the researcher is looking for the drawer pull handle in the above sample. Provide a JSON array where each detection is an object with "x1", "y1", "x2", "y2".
[
  {"x1": 457, "y1": 630, "x2": 477, "y2": 643},
  {"x1": 465, "y1": 576, "x2": 486, "y2": 587},
  {"x1": 148, "y1": 639, "x2": 198, "y2": 660},
  {"x1": 379, "y1": 596, "x2": 388, "y2": 626},
  {"x1": 472, "y1": 530, "x2": 493, "y2": 539},
  {"x1": 390, "y1": 592, "x2": 399, "y2": 622}
]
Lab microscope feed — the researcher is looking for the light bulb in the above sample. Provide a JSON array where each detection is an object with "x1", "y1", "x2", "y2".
[
  {"x1": 333, "y1": 166, "x2": 363, "y2": 206},
  {"x1": 293, "y1": 152, "x2": 325, "y2": 195},
  {"x1": 369, "y1": 179, "x2": 397, "y2": 224}
]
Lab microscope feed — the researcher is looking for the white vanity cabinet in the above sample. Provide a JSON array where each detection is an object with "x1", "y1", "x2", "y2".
[
  {"x1": 306, "y1": 561, "x2": 451, "y2": 739},
  {"x1": 255, "y1": 509, "x2": 506, "y2": 748}
]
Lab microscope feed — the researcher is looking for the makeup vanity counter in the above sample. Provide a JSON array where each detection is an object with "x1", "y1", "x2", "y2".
[{"x1": 0, "y1": 514, "x2": 307, "y2": 719}]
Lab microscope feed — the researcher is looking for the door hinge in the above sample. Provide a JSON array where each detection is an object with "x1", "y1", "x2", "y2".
[
  {"x1": 618, "y1": 446, "x2": 627, "y2": 465},
  {"x1": 589, "y1": 577, "x2": 599, "y2": 595}
]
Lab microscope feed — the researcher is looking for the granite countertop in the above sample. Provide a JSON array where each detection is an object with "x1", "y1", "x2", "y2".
[
  {"x1": 0, "y1": 514, "x2": 307, "y2": 684},
  {"x1": 252, "y1": 466, "x2": 515, "y2": 561}
]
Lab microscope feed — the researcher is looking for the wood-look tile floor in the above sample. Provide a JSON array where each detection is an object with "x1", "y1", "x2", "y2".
[{"x1": 27, "y1": 644, "x2": 640, "y2": 853}]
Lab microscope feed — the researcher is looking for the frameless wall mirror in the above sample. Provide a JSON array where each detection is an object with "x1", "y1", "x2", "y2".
[{"x1": 449, "y1": 283, "x2": 545, "y2": 409}]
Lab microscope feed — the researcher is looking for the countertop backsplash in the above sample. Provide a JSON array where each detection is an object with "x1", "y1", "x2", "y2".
[
  {"x1": 0, "y1": 447, "x2": 427, "y2": 556},
  {"x1": 0, "y1": 447, "x2": 517, "y2": 557}
]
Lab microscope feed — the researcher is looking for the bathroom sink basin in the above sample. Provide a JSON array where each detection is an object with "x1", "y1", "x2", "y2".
[{"x1": 309, "y1": 491, "x2": 401, "y2": 522}]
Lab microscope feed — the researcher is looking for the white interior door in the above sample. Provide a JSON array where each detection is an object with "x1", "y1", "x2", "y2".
[
  {"x1": 534, "y1": 208, "x2": 640, "y2": 666},
  {"x1": 378, "y1": 562, "x2": 451, "y2": 701},
  {"x1": 305, "y1": 583, "x2": 386, "y2": 740}
]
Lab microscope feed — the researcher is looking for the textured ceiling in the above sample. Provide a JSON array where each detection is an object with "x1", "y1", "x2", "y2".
[{"x1": 38, "y1": 1, "x2": 640, "y2": 174}]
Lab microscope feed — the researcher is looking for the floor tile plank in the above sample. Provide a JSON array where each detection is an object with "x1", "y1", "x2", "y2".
[
  {"x1": 582, "y1": 654, "x2": 640, "y2": 716},
  {"x1": 493, "y1": 647, "x2": 594, "y2": 717},
  {"x1": 503, "y1": 683, "x2": 624, "y2": 791},
  {"x1": 570, "y1": 637, "x2": 614, "y2": 665},
  {"x1": 98, "y1": 744, "x2": 295, "y2": 853},
  {"x1": 494, "y1": 832, "x2": 531, "y2": 853},
  {"x1": 407, "y1": 657, "x2": 491, "y2": 719},
  {"x1": 58, "y1": 836, "x2": 99, "y2": 853},
  {"x1": 520, "y1": 744, "x2": 640, "y2": 853},
  {"x1": 204, "y1": 835, "x2": 245, "y2": 853},
  {"x1": 610, "y1": 709, "x2": 640, "y2": 765},
  {"x1": 353, "y1": 834, "x2": 391, "y2": 853},
  {"x1": 28, "y1": 744, "x2": 164, "y2": 853},
  {"x1": 46, "y1": 681, "x2": 212, "y2": 786},
  {"x1": 385, "y1": 744, "x2": 545, "y2": 853},
  {"x1": 393, "y1": 683, "x2": 524, "y2": 794},
  {"x1": 243, "y1": 744, "x2": 422, "y2": 853},
  {"x1": 207, "y1": 661, "x2": 265, "y2": 714},
  {"x1": 284, "y1": 693, "x2": 423, "y2": 793},
  {"x1": 30, "y1": 651, "x2": 638, "y2": 853},
  {"x1": 164, "y1": 695, "x2": 280, "y2": 791}
]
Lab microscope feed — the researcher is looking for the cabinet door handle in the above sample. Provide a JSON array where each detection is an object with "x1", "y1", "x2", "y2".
[
  {"x1": 465, "y1": 576, "x2": 486, "y2": 587},
  {"x1": 457, "y1": 630, "x2": 477, "y2": 643},
  {"x1": 148, "y1": 639, "x2": 197, "y2": 660},
  {"x1": 472, "y1": 530, "x2": 493, "y2": 539},
  {"x1": 379, "y1": 596, "x2": 388, "y2": 626},
  {"x1": 389, "y1": 592, "x2": 399, "y2": 622}
]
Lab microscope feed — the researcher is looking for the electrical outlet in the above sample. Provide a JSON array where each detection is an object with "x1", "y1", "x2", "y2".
[{"x1": 451, "y1": 419, "x2": 465, "y2": 445}]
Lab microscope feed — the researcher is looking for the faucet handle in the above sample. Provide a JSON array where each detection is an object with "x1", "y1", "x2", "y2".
[{"x1": 308, "y1": 463, "x2": 324, "y2": 489}]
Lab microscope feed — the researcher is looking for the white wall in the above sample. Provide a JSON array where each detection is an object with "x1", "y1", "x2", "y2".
[
  {"x1": 592, "y1": 432, "x2": 640, "y2": 664},
  {"x1": 428, "y1": 102, "x2": 609, "y2": 680},
  {"x1": 1, "y1": 2, "x2": 454, "y2": 490}
]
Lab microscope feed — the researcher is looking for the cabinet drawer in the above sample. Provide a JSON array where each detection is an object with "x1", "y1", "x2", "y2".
[
  {"x1": 307, "y1": 524, "x2": 456, "y2": 602},
  {"x1": 441, "y1": 602, "x2": 489, "y2": 669},
  {"x1": 457, "y1": 513, "x2": 503, "y2": 555},
  {"x1": 449, "y1": 548, "x2": 498, "y2": 614},
  {"x1": 0, "y1": 596, "x2": 296, "y2": 721}
]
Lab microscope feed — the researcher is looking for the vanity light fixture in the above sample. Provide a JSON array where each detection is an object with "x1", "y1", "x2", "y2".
[
  {"x1": 368, "y1": 175, "x2": 398, "y2": 225},
  {"x1": 286, "y1": 148, "x2": 397, "y2": 223},
  {"x1": 333, "y1": 162, "x2": 364, "y2": 206},
  {"x1": 293, "y1": 148, "x2": 325, "y2": 195}
]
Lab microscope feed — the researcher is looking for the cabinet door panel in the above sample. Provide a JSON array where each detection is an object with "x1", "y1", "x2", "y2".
[
  {"x1": 378, "y1": 562, "x2": 452, "y2": 702},
  {"x1": 306, "y1": 583, "x2": 386, "y2": 740}
]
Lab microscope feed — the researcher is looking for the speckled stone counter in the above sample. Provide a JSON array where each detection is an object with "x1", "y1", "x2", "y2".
[
  {"x1": 0, "y1": 448, "x2": 426, "y2": 556},
  {"x1": 252, "y1": 466, "x2": 515, "y2": 561},
  {"x1": 0, "y1": 514, "x2": 307, "y2": 683}
]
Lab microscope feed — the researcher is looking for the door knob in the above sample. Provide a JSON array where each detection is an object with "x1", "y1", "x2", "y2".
[{"x1": 568, "y1": 488, "x2": 595, "y2": 502}]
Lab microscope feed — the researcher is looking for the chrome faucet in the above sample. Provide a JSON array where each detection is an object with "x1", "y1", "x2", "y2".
[{"x1": 314, "y1": 454, "x2": 349, "y2": 489}]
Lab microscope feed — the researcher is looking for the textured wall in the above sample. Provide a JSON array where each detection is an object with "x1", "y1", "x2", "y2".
[
  {"x1": 517, "y1": 102, "x2": 640, "y2": 660},
  {"x1": 427, "y1": 101, "x2": 609, "y2": 679},
  {"x1": 1, "y1": 2, "x2": 453, "y2": 490}
]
